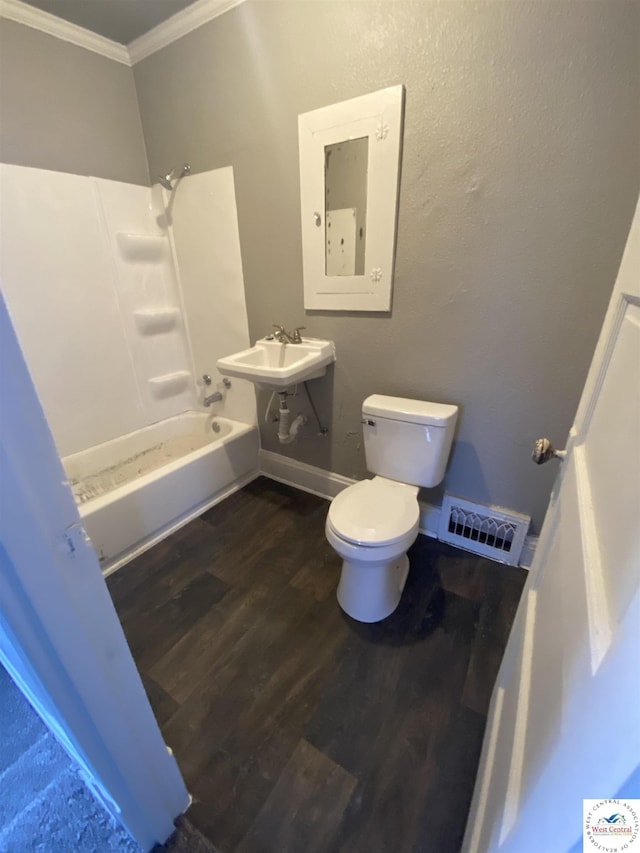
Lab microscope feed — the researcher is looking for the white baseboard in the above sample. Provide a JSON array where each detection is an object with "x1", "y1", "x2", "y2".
[
  {"x1": 419, "y1": 503, "x2": 442, "y2": 539},
  {"x1": 518, "y1": 536, "x2": 539, "y2": 570},
  {"x1": 259, "y1": 450, "x2": 354, "y2": 500},
  {"x1": 259, "y1": 450, "x2": 537, "y2": 569},
  {"x1": 259, "y1": 450, "x2": 444, "y2": 532}
]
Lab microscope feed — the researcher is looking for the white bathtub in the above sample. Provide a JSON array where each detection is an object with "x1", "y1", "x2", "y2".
[{"x1": 63, "y1": 411, "x2": 259, "y2": 575}]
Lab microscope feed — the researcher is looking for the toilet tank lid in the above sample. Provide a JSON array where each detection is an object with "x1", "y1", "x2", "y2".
[{"x1": 363, "y1": 395, "x2": 458, "y2": 427}]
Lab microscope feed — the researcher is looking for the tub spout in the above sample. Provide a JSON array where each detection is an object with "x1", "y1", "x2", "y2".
[{"x1": 204, "y1": 391, "x2": 223, "y2": 406}]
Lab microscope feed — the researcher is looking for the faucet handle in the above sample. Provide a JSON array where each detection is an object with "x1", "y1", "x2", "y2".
[{"x1": 291, "y1": 326, "x2": 306, "y2": 343}]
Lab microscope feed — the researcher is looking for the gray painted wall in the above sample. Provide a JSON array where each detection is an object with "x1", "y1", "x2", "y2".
[
  {"x1": 135, "y1": 0, "x2": 640, "y2": 531},
  {"x1": 0, "y1": 20, "x2": 148, "y2": 185},
  {"x1": 3, "y1": 2, "x2": 638, "y2": 533}
]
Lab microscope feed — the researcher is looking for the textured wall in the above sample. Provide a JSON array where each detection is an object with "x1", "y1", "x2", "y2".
[
  {"x1": 132, "y1": 3, "x2": 639, "y2": 527},
  {"x1": 0, "y1": 20, "x2": 148, "y2": 184}
]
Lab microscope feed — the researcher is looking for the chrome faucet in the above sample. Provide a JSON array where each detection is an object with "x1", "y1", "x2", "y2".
[
  {"x1": 202, "y1": 373, "x2": 230, "y2": 406},
  {"x1": 272, "y1": 324, "x2": 305, "y2": 344}
]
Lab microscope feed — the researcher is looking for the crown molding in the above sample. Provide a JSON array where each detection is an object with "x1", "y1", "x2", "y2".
[
  {"x1": 0, "y1": 0, "x2": 131, "y2": 65},
  {"x1": 128, "y1": 0, "x2": 246, "y2": 65},
  {"x1": 1, "y1": 0, "x2": 246, "y2": 67}
]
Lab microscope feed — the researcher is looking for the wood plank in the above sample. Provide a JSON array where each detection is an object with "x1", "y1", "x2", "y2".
[
  {"x1": 107, "y1": 518, "x2": 220, "y2": 607},
  {"x1": 427, "y1": 537, "x2": 490, "y2": 602},
  {"x1": 236, "y1": 738, "x2": 357, "y2": 853},
  {"x1": 462, "y1": 564, "x2": 528, "y2": 715},
  {"x1": 287, "y1": 515, "x2": 342, "y2": 602},
  {"x1": 411, "y1": 704, "x2": 487, "y2": 853},
  {"x1": 184, "y1": 592, "x2": 350, "y2": 851},
  {"x1": 157, "y1": 583, "x2": 322, "y2": 765},
  {"x1": 201, "y1": 491, "x2": 323, "y2": 589},
  {"x1": 203, "y1": 508, "x2": 297, "y2": 588},
  {"x1": 116, "y1": 571, "x2": 229, "y2": 673},
  {"x1": 158, "y1": 815, "x2": 222, "y2": 852},
  {"x1": 149, "y1": 579, "x2": 274, "y2": 705},
  {"x1": 140, "y1": 674, "x2": 179, "y2": 729},
  {"x1": 307, "y1": 588, "x2": 476, "y2": 747}
]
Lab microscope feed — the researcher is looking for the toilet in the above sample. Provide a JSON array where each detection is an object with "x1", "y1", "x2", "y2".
[{"x1": 326, "y1": 394, "x2": 458, "y2": 623}]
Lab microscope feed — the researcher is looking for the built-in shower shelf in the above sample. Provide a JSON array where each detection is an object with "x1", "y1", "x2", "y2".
[
  {"x1": 134, "y1": 308, "x2": 181, "y2": 335},
  {"x1": 116, "y1": 232, "x2": 168, "y2": 262},
  {"x1": 148, "y1": 371, "x2": 191, "y2": 400}
]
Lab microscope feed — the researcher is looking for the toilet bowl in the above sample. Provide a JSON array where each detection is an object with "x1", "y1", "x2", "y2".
[
  {"x1": 327, "y1": 477, "x2": 420, "y2": 622},
  {"x1": 326, "y1": 395, "x2": 458, "y2": 623}
]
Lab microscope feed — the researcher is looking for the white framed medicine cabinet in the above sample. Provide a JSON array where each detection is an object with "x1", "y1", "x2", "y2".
[{"x1": 298, "y1": 85, "x2": 405, "y2": 312}]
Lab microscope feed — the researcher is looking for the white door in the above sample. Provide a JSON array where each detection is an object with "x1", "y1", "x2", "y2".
[
  {"x1": 463, "y1": 199, "x2": 640, "y2": 853},
  {"x1": 0, "y1": 291, "x2": 190, "y2": 850}
]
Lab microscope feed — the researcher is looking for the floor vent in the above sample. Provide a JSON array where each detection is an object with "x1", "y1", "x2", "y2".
[{"x1": 438, "y1": 496, "x2": 530, "y2": 566}]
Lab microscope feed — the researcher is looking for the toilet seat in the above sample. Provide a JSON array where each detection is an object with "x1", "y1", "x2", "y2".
[{"x1": 328, "y1": 478, "x2": 419, "y2": 547}]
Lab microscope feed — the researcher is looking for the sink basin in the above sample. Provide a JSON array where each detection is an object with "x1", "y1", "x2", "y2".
[{"x1": 217, "y1": 337, "x2": 336, "y2": 389}]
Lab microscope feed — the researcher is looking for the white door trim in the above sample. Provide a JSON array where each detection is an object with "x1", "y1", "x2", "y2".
[{"x1": 0, "y1": 292, "x2": 189, "y2": 850}]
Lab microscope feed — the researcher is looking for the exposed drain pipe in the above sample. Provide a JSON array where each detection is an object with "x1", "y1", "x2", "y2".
[{"x1": 277, "y1": 392, "x2": 307, "y2": 444}]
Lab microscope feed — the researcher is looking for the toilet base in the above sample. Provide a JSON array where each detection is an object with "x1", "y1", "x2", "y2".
[{"x1": 337, "y1": 554, "x2": 410, "y2": 623}]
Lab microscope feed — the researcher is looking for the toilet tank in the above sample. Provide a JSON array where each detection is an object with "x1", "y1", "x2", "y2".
[{"x1": 362, "y1": 395, "x2": 458, "y2": 488}]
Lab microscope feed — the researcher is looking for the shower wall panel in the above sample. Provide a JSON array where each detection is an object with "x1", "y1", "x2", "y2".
[
  {"x1": 96, "y1": 179, "x2": 195, "y2": 422},
  {"x1": 168, "y1": 167, "x2": 255, "y2": 426},
  {"x1": 0, "y1": 165, "x2": 147, "y2": 456},
  {"x1": 0, "y1": 164, "x2": 196, "y2": 457},
  {"x1": 1, "y1": 163, "x2": 255, "y2": 460}
]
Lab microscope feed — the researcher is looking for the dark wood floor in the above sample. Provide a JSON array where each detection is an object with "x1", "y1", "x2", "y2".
[{"x1": 107, "y1": 477, "x2": 526, "y2": 853}]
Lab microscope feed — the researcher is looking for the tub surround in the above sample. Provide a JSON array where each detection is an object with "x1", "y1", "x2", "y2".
[
  {"x1": 1, "y1": 162, "x2": 258, "y2": 574},
  {"x1": 99, "y1": 175, "x2": 197, "y2": 428},
  {"x1": 0, "y1": 165, "x2": 191, "y2": 456},
  {"x1": 168, "y1": 165, "x2": 256, "y2": 426},
  {"x1": 0, "y1": 163, "x2": 255, "y2": 457}
]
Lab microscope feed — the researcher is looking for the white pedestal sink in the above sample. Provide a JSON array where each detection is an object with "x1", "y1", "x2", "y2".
[{"x1": 216, "y1": 337, "x2": 335, "y2": 390}]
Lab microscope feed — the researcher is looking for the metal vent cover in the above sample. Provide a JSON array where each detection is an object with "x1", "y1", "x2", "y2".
[{"x1": 438, "y1": 495, "x2": 530, "y2": 566}]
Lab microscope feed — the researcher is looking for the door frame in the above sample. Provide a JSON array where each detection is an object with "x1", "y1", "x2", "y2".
[{"x1": 0, "y1": 291, "x2": 189, "y2": 850}]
